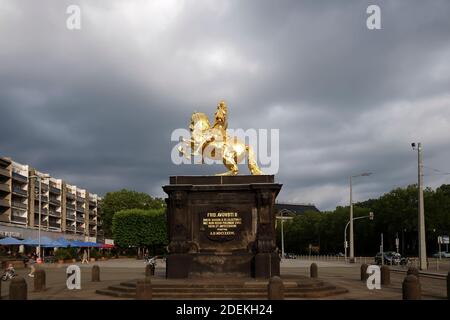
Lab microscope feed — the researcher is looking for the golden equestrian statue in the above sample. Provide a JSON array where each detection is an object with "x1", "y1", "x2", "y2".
[{"x1": 178, "y1": 100, "x2": 263, "y2": 176}]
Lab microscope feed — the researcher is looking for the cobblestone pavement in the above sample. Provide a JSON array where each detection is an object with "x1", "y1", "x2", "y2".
[{"x1": 0, "y1": 258, "x2": 447, "y2": 300}]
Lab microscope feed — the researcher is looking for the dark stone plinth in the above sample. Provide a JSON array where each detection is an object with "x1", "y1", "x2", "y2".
[{"x1": 163, "y1": 175, "x2": 282, "y2": 279}]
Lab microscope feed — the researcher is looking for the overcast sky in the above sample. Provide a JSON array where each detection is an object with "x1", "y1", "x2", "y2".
[{"x1": 1, "y1": 0, "x2": 450, "y2": 210}]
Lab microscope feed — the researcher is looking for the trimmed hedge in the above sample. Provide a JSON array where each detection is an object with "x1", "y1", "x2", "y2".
[{"x1": 112, "y1": 208, "x2": 167, "y2": 248}]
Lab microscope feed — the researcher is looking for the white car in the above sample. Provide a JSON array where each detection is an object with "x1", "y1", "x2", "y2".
[{"x1": 432, "y1": 251, "x2": 450, "y2": 258}]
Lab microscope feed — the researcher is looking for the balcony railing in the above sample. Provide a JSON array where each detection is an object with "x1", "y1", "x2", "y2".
[
  {"x1": 49, "y1": 211, "x2": 61, "y2": 218},
  {"x1": 76, "y1": 216, "x2": 85, "y2": 223},
  {"x1": 49, "y1": 198, "x2": 61, "y2": 205},
  {"x1": 66, "y1": 192, "x2": 75, "y2": 200},
  {"x1": 66, "y1": 203, "x2": 75, "y2": 210},
  {"x1": 49, "y1": 187, "x2": 61, "y2": 194},
  {"x1": 66, "y1": 225, "x2": 76, "y2": 231},
  {"x1": 76, "y1": 226, "x2": 84, "y2": 233},
  {"x1": 66, "y1": 214, "x2": 76, "y2": 220},
  {"x1": 76, "y1": 196, "x2": 85, "y2": 202},
  {"x1": 49, "y1": 221, "x2": 61, "y2": 228},
  {"x1": 89, "y1": 219, "x2": 96, "y2": 225},
  {"x1": 76, "y1": 207, "x2": 84, "y2": 213},
  {"x1": 12, "y1": 188, "x2": 27, "y2": 196},
  {"x1": 12, "y1": 201, "x2": 27, "y2": 209},
  {"x1": 12, "y1": 172, "x2": 27, "y2": 183},
  {"x1": 11, "y1": 215, "x2": 27, "y2": 224},
  {"x1": 34, "y1": 207, "x2": 48, "y2": 214}
]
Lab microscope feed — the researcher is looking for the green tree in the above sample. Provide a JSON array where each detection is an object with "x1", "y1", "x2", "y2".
[
  {"x1": 112, "y1": 208, "x2": 168, "y2": 254},
  {"x1": 100, "y1": 189, "x2": 165, "y2": 237}
]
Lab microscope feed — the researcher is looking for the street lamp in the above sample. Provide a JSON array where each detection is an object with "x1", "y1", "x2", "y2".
[
  {"x1": 29, "y1": 174, "x2": 50, "y2": 261},
  {"x1": 349, "y1": 172, "x2": 372, "y2": 263},
  {"x1": 277, "y1": 209, "x2": 294, "y2": 259},
  {"x1": 411, "y1": 142, "x2": 427, "y2": 270},
  {"x1": 344, "y1": 211, "x2": 374, "y2": 262}
]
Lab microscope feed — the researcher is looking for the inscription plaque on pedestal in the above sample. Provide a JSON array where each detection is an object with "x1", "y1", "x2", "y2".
[{"x1": 163, "y1": 175, "x2": 282, "y2": 278}]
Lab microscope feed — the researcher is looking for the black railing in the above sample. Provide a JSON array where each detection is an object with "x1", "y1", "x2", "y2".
[
  {"x1": 11, "y1": 215, "x2": 27, "y2": 223},
  {"x1": 49, "y1": 187, "x2": 61, "y2": 194},
  {"x1": 12, "y1": 202, "x2": 27, "y2": 209},
  {"x1": 34, "y1": 207, "x2": 48, "y2": 214},
  {"x1": 49, "y1": 198, "x2": 61, "y2": 205},
  {"x1": 66, "y1": 192, "x2": 75, "y2": 200},
  {"x1": 12, "y1": 172, "x2": 27, "y2": 182},
  {"x1": 12, "y1": 188, "x2": 27, "y2": 196},
  {"x1": 49, "y1": 211, "x2": 61, "y2": 217}
]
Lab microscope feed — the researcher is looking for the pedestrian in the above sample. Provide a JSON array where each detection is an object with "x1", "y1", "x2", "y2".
[
  {"x1": 28, "y1": 253, "x2": 36, "y2": 278},
  {"x1": 81, "y1": 249, "x2": 89, "y2": 264}
]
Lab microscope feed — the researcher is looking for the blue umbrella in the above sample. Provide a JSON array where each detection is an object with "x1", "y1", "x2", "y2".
[
  {"x1": 0, "y1": 237, "x2": 23, "y2": 245},
  {"x1": 83, "y1": 242, "x2": 101, "y2": 248},
  {"x1": 22, "y1": 236, "x2": 54, "y2": 246},
  {"x1": 68, "y1": 240, "x2": 86, "y2": 247},
  {"x1": 55, "y1": 237, "x2": 72, "y2": 247},
  {"x1": 44, "y1": 239, "x2": 68, "y2": 248}
]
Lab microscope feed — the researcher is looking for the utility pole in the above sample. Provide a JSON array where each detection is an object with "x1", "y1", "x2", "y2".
[
  {"x1": 413, "y1": 142, "x2": 427, "y2": 270},
  {"x1": 349, "y1": 176, "x2": 354, "y2": 262},
  {"x1": 418, "y1": 143, "x2": 427, "y2": 270}
]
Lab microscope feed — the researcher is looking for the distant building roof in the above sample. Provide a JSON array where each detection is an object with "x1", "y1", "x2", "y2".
[{"x1": 275, "y1": 203, "x2": 320, "y2": 215}]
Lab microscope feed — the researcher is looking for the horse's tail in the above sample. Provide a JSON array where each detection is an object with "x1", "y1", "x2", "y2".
[{"x1": 246, "y1": 145, "x2": 263, "y2": 175}]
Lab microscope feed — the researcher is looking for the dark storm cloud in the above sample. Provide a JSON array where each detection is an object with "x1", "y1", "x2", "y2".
[{"x1": 1, "y1": 0, "x2": 450, "y2": 209}]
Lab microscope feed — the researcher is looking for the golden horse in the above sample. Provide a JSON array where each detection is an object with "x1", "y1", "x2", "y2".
[{"x1": 178, "y1": 101, "x2": 262, "y2": 176}]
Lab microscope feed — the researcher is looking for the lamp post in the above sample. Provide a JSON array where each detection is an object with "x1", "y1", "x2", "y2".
[
  {"x1": 349, "y1": 172, "x2": 372, "y2": 263},
  {"x1": 344, "y1": 211, "x2": 374, "y2": 262},
  {"x1": 411, "y1": 142, "x2": 427, "y2": 270},
  {"x1": 29, "y1": 174, "x2": 50, "y2": 261},
  {"x1": 277, "y1": 209, "x2": 294, "y2": 260}
]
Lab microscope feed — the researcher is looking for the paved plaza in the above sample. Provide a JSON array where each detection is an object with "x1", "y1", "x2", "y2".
[{"x1": 0, "y1": 258, "x2": 448, "y2": 300}]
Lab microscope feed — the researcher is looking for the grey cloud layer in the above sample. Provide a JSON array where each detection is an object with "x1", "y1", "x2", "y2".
[{"x1": 1, "y1": 0, "x2": 450, "y2": 210}]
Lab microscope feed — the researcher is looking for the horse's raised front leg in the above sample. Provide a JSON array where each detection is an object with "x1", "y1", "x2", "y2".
[{"x1": 216, "y1": 152, "x2": 238, "y2": 176}]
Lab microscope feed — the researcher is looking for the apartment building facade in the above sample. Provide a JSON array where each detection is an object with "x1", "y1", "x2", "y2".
[{"x1": 0, "y1": 157, "x2": 104, "y2": 242}]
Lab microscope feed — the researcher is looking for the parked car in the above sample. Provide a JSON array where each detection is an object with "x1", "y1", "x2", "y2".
[
  {"x1": 432, "y1": 251, "x2": 450, "y2": 258},
  {"x1": 335, "y1": 252, "x2": 345, "y2": 257},
  {"x1": 375, "y1": 252, "x2": 408, "y2": 265}
]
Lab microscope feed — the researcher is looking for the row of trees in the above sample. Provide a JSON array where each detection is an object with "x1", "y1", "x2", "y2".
[
  {"x1": 98, "y1": 189, "x2": 168, "y2": 255},
  {"x1": 279, "y1": 184, "x2": 450, "y2": 257}
]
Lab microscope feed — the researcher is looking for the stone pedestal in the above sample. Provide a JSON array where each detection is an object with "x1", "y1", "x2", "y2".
[{"x1": 163, "y1": 175, "x2": 282, "y2": 279}]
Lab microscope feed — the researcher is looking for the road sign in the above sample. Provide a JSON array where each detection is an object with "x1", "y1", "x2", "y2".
[{"x1": 442, "y1": 236, "x2": 449, "y2": 244}]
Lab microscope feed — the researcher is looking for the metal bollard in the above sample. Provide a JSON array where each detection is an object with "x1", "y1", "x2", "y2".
[
  {"x1": 268, "y1": 276, "x2": 284, "y2": 300},
  {"x1": 402, "y1": 275, "x2": 421, "y2": 300},
  {"x1": 310, "y1": 263, "x2": 318, "y2": 278},
  {"x1": 136, "y1": 278, "x2": 152, "y2": 300},
  {"x1": 381, "y1": 265, "x2": 390, "y2": 285},
  {"x1": 92, "y1": 265, "x2": 100, "y2": 282},
  {"x1": 34, "y1": 269, "x2": 46, "y2": 292},
  {"x1": 9, "y1": 276, "x2": 27, "y2": 300},
  {"x1": 360, "y1": 264, "x2": 369, "y2": 281}
]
